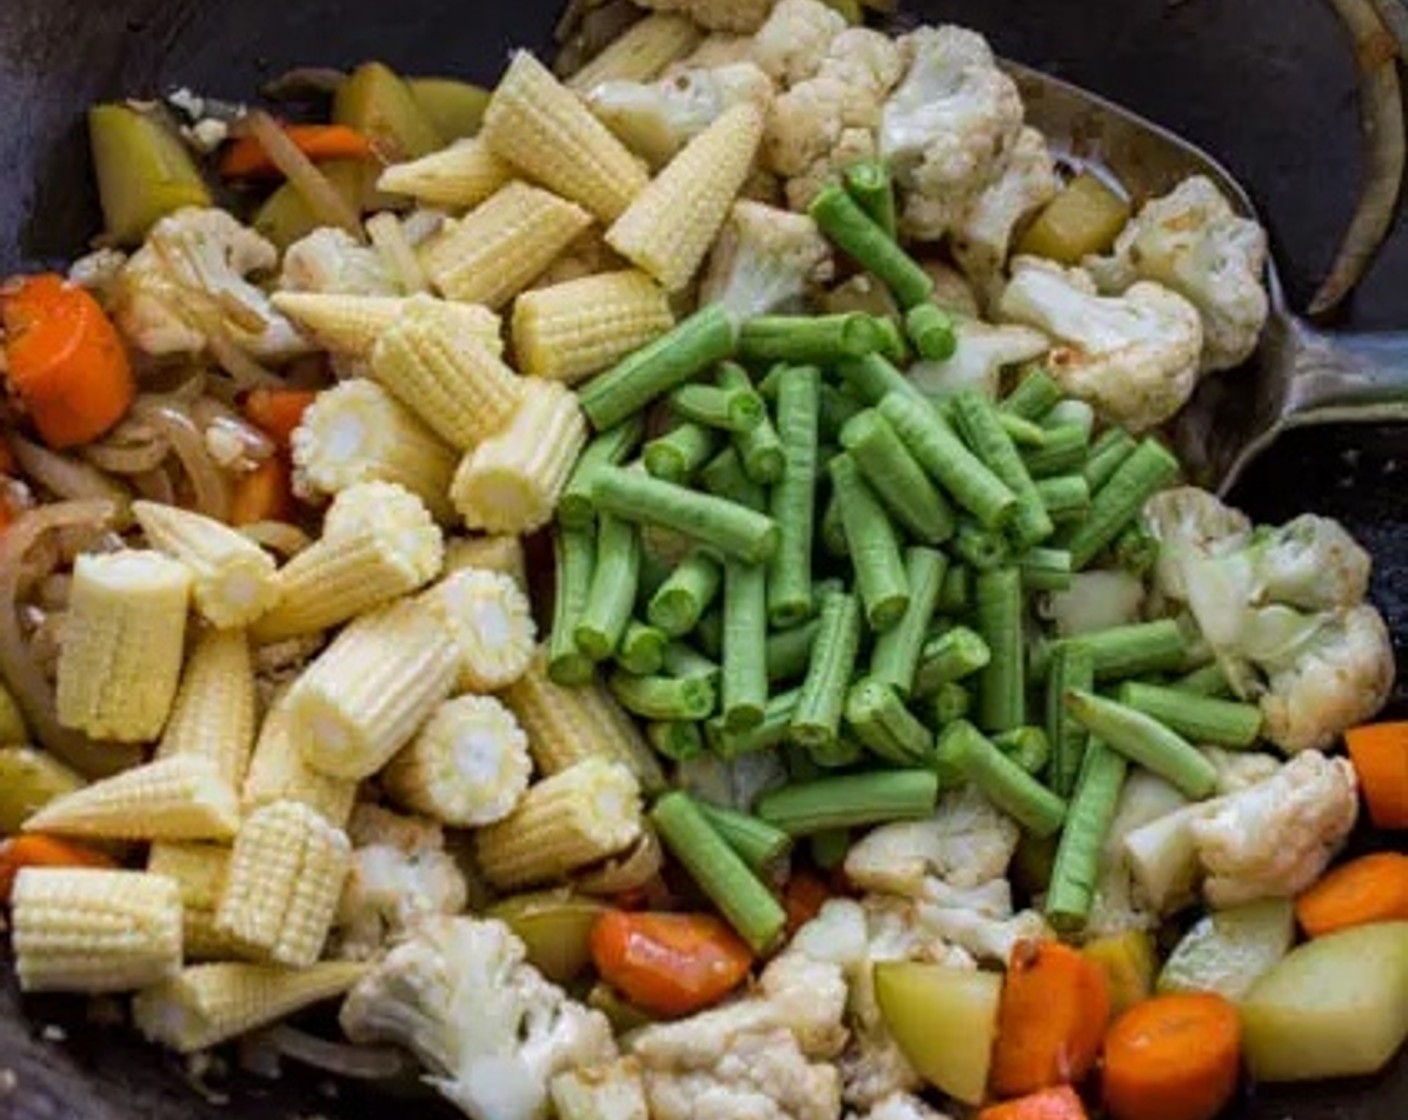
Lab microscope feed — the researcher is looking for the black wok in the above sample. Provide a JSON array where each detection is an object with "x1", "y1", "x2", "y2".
[{"x1": 0, "y1": 0, "x2": 1404, "y2": 1117}]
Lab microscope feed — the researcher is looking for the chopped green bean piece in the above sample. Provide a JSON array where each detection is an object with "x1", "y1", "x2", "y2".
[
  {"x1": 1114, "y1": 524, "x2": 1158, "y2": 577},
  {"x1": 662, "y1": 642, "x2": 721, "y2": 686},
  {"x1": 1022, "y1": 423, "x2": 1091, "y2": 477},
  {"x1": 647, "y1": 720, "x2": 706, "y2": 762},
  {"x1": 768, "y1": 366, "x2": 821, "y2": 627},
  {"x1": 998, "y1": 413, "x2": 1049, "y2": 451},
  {"x1": 721, "y1": 558, "x2": 768, "y2": 731},
  {"x1": 548, "y1": 527, "x2": 596, "y2": 685},
  {"x1": 708, "y1": 688, "x2": 801, "y2": 759},
  {"x1": 697, "y1": 801, "x2": 793, "y2": 878},
  {"x1": 791, "y1": 591, "x2": 862, "y2": 752},
  {"x1": 1064, "y1": 690, "x2": 1219, "y2": 799},
  {"x1": 1116, "y1": 682, "x2": 1263, "y2": 748},
  {"x1": 756, "y1": 770, "x2": 940, "y2": 837},
  {"x1": 647, "y1": 549, "x2": 723, "y2": 637},
  {"x1": 1034, "y1": 474, "x2": 1092, "y2": 524},
  {"x1": 1171, "y1": 661, "x2": 1233, "y2": 699},
  {"x1": 766, "y1": 618, "x2": 821, "y2": 683},
  {"x1": 810, "y1": 185, "x2": 935, "y2": 309},
  {"x1": 1019, "y1": 547, "x2": 1073, "y2": 592},
  {"x1": 838, "y1": 353, "x2": 929, "y2": 409},
  {"x1": 699, "y1": 446, "x2": 767, "y2": 512},
  {"x1": 1041, "y1": 399, "x2": 1096, "y2": 436},
  {"x1": 937, "y1": 563, "x2": 972, "y2": 615},
  {"x1": 994, "y1": 726, "x2": 1052, "y2": 775},
  {"x1": 616, "y1": 621, "x2": 668, "y2": 675},
  {"x1": 1082, "y1": 427, "x2": 1138, "y2": 492},
  {"x1": 955, "y1": 520, "x2": 1012, "y2": 572},
  {"x1": 559, "y1": 417, "x2": 645, "y2": 530},
  {"x1": 952, "y1": 389, "x2": 1053, "y2": 549},
  {"x1": 1059, "y1": 619, "x2": 1189, "y2": 683},
  {"x1": 739, "y1": 313, "x2": 888, "y2": 365},
  {"x1": 609, "y1": 671, "x2": 716, "y2": 722},
  {"x1": 840, "y1": 410, "x2": 956, "y2": 545},
  {"x1": 975, "y1": 568, "x2": 1025, "y2": 733},
  {"x1": 810, "y1": 828, "x2": 852, "y2": 870},
  {"x1": 820, "y1": 492, "x2": 849, "y2": 558},
  {"x1": 818, "y1": 383, "x2": 865, "y2": 441},
  {"x1": 843, "y1": 159, "x2": 897, "y2": 238},
  {"x1": 670, "y1": 382, "x2": 766, "y2": 434},
  {"x1": 643, "y1": 422, "x2": 718, "y2": 483},
  {"x1": 846, "y1": 679, "x2": 935, "y2": 766},
  {"x1": 913, "y1": 626, "x2": 991, "y2": 699},
  {"x1": 927, "y1": 681, "x2": 973, "y2": 728},
  {"x1": 935, "y1": 721, "x2": 1067, "y2": 836},
  {"x1": 1046, "y1": 641, "x2": 1094, "y2": 798},
  {"x1": 1067, "y1": 439, "x2": 1180, "y2": 569},
  {"x1": 1001, "y1": 368, "x2": 1062, "y2": 420},
  {"x1": 1045, "y1": 741, "x2": 1128, "y2": 929},
  {"x1": 575, "y1": 513, "x2": 640, "y2": 661},
  {"x1": 905, "y1": 303, "x2": 957, "y2": 361},
  {"x1": 830, "y1": 453, "x2": 910, "y2": 630},
  {"x1": 871, "y1": 547, "x2": 948, "y2": 697}
]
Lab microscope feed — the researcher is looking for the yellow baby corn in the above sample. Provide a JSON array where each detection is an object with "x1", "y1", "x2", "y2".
[
  {"x1": 215, "y1": 799, "x2": 352, "y2": 968},
  {"x1": 55, "y1": 549, "x2": 193, "y2": 743},
  {"x1": 371, "y1": 298, "x2": 524, "y2": 451},
  {"x1": 444, "y1": 534, "x2": 529, "y2": 592},
  {"x1": 383, "y1": 695, "x2": 531, "y2": 827},
  {"x1": 419, "y1": 181, "x2": 593, "y2": 309},
  {"x1": 566, "y1": 12, "x2": 702, "y2": 91},
  {"x1": 271, "y1": 292, "x2": 504, "y2": 359},
  {"x1": 134, "y1": 960, "x2": 369, "y2": 1054},
  {"x1": 132, "y1": 502, "x2": 278, "y2": 629},
  {"x1": 420, "y1": 568, "x2": 537, "y2": 692},
  {"x1": 450, "y1": 379, "x2": 588, "y2": 534},
  {"x1": 253, "y1": 481, "x2": 444, "y2": 643},
  {"x1": 12, "y1": 868, "x2": 182, "y2": 992},
  {"x1": 147, "y1": 842, "x2": 253, "y2": 961},
  {"x1": 607, "y1": 102, "x2": 766, "y2": 291},
  {"x1": 377, "y1": 137, "x2": 514, "y2": 209},
  {"x1": 512, "y1": 269, "x2": 675, "y2": 384},
  {"x1": 0, "y1": 746, "x2": 84, "y2": 834},
  {"x1": 476, "y1": 758, "x2": 643, "y2": 890},
  {"x1": 241, "y1": 700, "x2": 357, "y2": 828},
  {"x1": 504, "y1": 648, "x2": 667, "y2": 795},
  {"x1": 156, "y1": 628, "x2": 256, "y2": 787},
  {"x1": 291, "y1": 380, "x2": 458, "y2": 520},
  {"x1": 286, "y1": 598, "x2": 460, "y2": 780},
  {"x1": 24, "y1": 755, "x2": 240, "y2": 842},
  {"x1": 482, "y1": 50, "x2": 650, "y2": 222}
]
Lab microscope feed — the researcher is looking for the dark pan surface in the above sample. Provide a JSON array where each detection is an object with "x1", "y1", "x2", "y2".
[{"x1": 0, "y1": 0, "x2": 1404, "y2": 1117}]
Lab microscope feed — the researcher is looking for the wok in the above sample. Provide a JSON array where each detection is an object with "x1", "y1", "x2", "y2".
[{"x1": 0, "y1": 0, "x2": 1404, "y2": 1117}]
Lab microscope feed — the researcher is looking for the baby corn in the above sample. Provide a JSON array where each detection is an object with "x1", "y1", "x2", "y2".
[
  {"x1": 156, "y1": 628, "x2": 257, "y2": 787},
  {"x1": 420, "y1": 568, "x2": 537, "y2": 692},
  {"x1": 444, "y1": 534, "x2": 529, "y2": 592},
  {"x1": 565, "y1": 12, "x2": 702, "y2": 91},
  {"x1": 147, "y1": 842, "x2": 252, "y2": 961},
  {"x1": 271, "y1": 292, "x2": 503, "y2": 359},
  {"x1": 242, "y1": 699, "x2": 357, "y2": 828},
  {"x1": 378, "y1": 136, "x2": 514, "y2": 209}
]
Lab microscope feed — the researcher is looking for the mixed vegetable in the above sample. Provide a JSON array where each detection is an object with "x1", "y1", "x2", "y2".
[{"x1": 0, "y1": 2, "x2": 1405, "y2": 1120}]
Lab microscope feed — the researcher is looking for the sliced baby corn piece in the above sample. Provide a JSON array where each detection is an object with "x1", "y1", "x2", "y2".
[
  {"x1": 383, "y1": 695, "x2": 531, "y2": 827},
  {"x1": 475, "y1": 758, "x2": 644, "y2": 891},
  {"x1": 444, "y1": 534, "x2": 529, "y2": 592},
  {"x1": 482, "y1": 50, "x2": 650, "y2": 222},
  {"x1": 419, "y1": 180, "x2": 593, "y2": 309},
  {"x1": 133, "y1": 502, "x2": 279, "y2": 629},
  {"x1": 377, "y1": 136, "x2": 514, "y2": 209},
  {"x1": 147, "y1": 842, "x2": 254, "y2": 961},
  {"x1": 24, "y1": 755, "x2": 240, "y2": 843},
  {"x1": 371, "y1": 296, "x2": 524, "y2": 452},
  {"x1": 253, "y1": 481, "x2": 444, "y2": 644},
  {"x1": 215, "y1": 799, "x2": 352, "y2": 968},
  {"x1": 55, "y1": 549, "x2": 193, "y2": 743},
  {"x1": 420, "y1": 567, "x2": 536, "y2": 692},
  {"x1": 242, "y1": 699, "x2": 357, "y2": 828},
  {"x1": 512, "y1": 268, "x2": 675, "y2": 384},
  {"x1": 291, "y1": 379, "x2": 457, "y2": 520},
  {"x1": 566, "y1": 12, "x2": 702, "y2": 91},
  {"x1": 505, "y1": 647, "x2": 667, "y2": 795},
  {"x1": 156, "y1": 628, "x2": 257, "y2": 787},
  {"x1": 271, "y1": 292, "x2": 504, "y2": 359},
  {"x1": 286, "y1": 597, "x2": 461, "y2": 780},
  {"x1": 12, "y1": 868, "x2": 182, "y2": 992},
  {"x1": 607, "y1": 101, "x2": 766, "y2": 292},
  {"x1": 134, "y1": 960, "x2": 369, "y2": 1054},
  {"x1": 450, "y1": 378, "x2": 588, "y2": 534}
]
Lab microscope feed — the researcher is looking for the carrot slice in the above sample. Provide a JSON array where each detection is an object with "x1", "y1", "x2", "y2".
[
  {"x1": 1295, "y1": 851, "x2": 1408, "y2": 937},
  {"x1": 242, "y1": 387, "x2": 319, "y2": 450},
  {"x1": 220, "y1": 123, "x2": 374, "y2": 179},
  {"x1": 1, "y1": 274, "x2": 135, "y2": 449},
  {"x1": 783, "y1": 870, "x2": 832, "y2": 936},
  {"x1": 1344, "y1": 722, "x2": 1408, "y2": 829},
  {"x1": 978, "y1": 1086, "x2": 1090, "y2": 1120},
  {"x1": 589, "y1": 910, "x2": 753, "y2": 1018},
  {"x1": 990, "y1": 939, "x2": 1111, "y2": 1097},
  {"x1": 0, "y1": 834, "x2": 117, "y2": 902},
  {"x1": 1102, "y1": 993, "x2": 1241, "y2": 1120},
  {"x1": 230, "y1": 456, "x2": 295, "y2": 526}
]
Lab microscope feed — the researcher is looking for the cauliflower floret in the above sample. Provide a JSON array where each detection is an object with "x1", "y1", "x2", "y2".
[
  {"x1": 751, "y1": 0, "x2": 847, "y2": 85},
  {"x1": 340, "y1": 916, "x2": 617, "y2": 1120},
  {"x1": 906, "y1": 315, "x2": 1049, "y2": 400},
  {"x1": 676, "y1": 748, "x2": 789, "y2": 811},
  {"x1": 1243, "y1": 514, "x2": 1372, "y2": 613},
  {"x1": 1039, "y1": 570, "x2": 1147, "y2": 638},
  {"x1": 923, "y1": 260, "x2": 981, "y2": 318},
  {"x1": 1191, "y1": 750, "x2": 1358, "y2": 907},
  {"x1": 1085, "y1": 771, "x2": 1191, "y2": 936},
  {"x1": 1085, "y1": 176, "x2": 1270, "y2": 373},
  {"x1": 334, "y1": 804, "x2": 469, "y2": 961},
  {"x1": 1142, "y1": 486, "x2": 1253, "y2": 604},
  {"x1": 879, "y1": 26, "x2": 1024, "y2": 240},
  {"x1": 1201, "y1": 747, "x2": 1283, "y2": 795},
  {"x1": 637, "y1": 0, "x2": 779, "y2": 33},
  {"x1": 113, "y1": 207, "x2": 311, "y2": 363},
  {"x1": 951, "y1": 126, "x2": 1060, "y2": 304},
  {"x1": 998, "y1": 255, "x2": 1203, "y2": 432},
  {"x1": 911, "y1": 877, "x2": 1048, "y2": 964},
  {"x1": 588, "y1": 62, "x2": 774, "y2": 170},
  {"x1": 848, "y1": 1093, "x2": 954, "y2": 1120},
  {"x1": 279, "y1": 227, "x2": 399, "y2": 296},
  {"x1": 700, "y1": 200, "x2": 834, "y2": 323},
  {"x1": 67, "y1": 248, "x2": 129, "y2": 309}
]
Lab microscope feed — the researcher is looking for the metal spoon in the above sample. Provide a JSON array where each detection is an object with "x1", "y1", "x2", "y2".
[{"x1": 1007, "y1": 62, "x2": 1408, "y2": 494}]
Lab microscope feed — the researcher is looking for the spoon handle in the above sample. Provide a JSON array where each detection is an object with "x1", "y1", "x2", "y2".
[{"x1": 1283, "y1": 326, "x2": 1408, "y2": 422}]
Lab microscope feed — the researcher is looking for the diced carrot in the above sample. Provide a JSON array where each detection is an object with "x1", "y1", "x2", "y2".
[
  {"x1": 220, "y1": 123, "x2": 374, "y2": 179},
  {"x1": 977, "y1": 1086, "x2": 1090, "y2": 1120},
  {"x1": 589, "y1": 910, "x2": 754, "y2": 1018},
  {"x1": 1102, "y1": 993, "x2": 1242, "y2": 1120},
  {"x1": 1295, "y1": 851, "x2": 1408, "y2": 937},
  {"x1": 0, "y1": 834, "x2": 117, "y2": 902},
  {"x1": 784, "y1": 870, "x2": 832, "y2": 936},
  {"x1": 1, "y1": 273, "x2": 135, "y2": 449},
  {"x1": 1344, "y1": 722, "x2": 1408, "y2": 829},
  {"x1": 990, "y1": 939, "x2": 1111, "y2": 1097},
  {"x1": 229, "y1": 455, "x2": 295, "y2": 526},
  {"x1": 242, "y1": 387, "x2": 319, "y2": 450}
]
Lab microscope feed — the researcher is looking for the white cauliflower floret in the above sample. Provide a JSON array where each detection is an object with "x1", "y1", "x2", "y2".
[
  {"x1": 588, "y1": 62, "x2": 774, "y2": 169},
  {"x1": 879, "y1": 26, "x2": 1024, "y2": 240},
  {"x1": 906, "y1": 315, "x2": 1049, "y2": 400},
  {"x1": 1191, "y1": 750, "x2": 1358, "y2": 907},
  {"x1": 700, "y1": 200, "x2": 834, "y2": 323},
  {"x1": 1142, "y1": 486, "x2": 1253, "y2": 604},
  {"x1": 279, "y1": 227, "x2": 399, "y2": 296},
  {"x1": 998, "y1": 255, "x2": 1203, "y2": 432},
  {"x1": 676, "y1": 749, "x2": 789, "y2": 811},
  {"x1": 1085, "y1": 771, "x2": 1191, "y2": 936},
  {"x1": 1039, "y1": 570, "x2": 1147, "y2": 638},
  {"x1": 952, "y1": 126, "x2": 1059, "y2": 303},
  {"x1": 68, "y1": 248, "x2": 129, "y2": 308},
  {"x1": 912, "y1": 877, "x2": 1048, "y2": 965},
  {"x1": 1201, "y1": 747, "x2": 1284, "y2": 795},
  {"x1": 1086, "y1": 176, "x2": 1269, "y2": 373},
  {"x1": 340, "y1": 916, "x2": 617, "y2": 1120},
  {"x1": 113, "y1": 207, "x2": 311, "y2": 363},
  {"x1": 751, "y1": 0, "x2": 847, "y2": 85},
  {"x1": 637, "y1": 0, "x2": 779, "y2": 33},
  {"x1": 848, "y1": 1093, "x2": 954, "y2": 1120}
]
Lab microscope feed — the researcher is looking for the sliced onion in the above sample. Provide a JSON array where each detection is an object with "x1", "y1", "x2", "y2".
[
  {"x1": 238, "y1": 520, "x2": 313, "y2": 557},
  {"x1": 9, "y1": 435, "x2": 132, "y2": 505},
  {"x1": 243, "y1": 110, "x2": 366, "y2": 240},
  {"x1": 132, "y1": 466, "x2": 177, "y2": 505},
  {"x1": 134, "y1": 400, "x2": 231, "y2": 521},
  {"x1": 206, "y1": 329, "x2": 284, "y2": 390},
  {"x1": 264, "y1": 1025, "x2": 410, "y2": 1080},
  {"x1": 573, "y1": 828, "x2": 664, "y2": 895}
]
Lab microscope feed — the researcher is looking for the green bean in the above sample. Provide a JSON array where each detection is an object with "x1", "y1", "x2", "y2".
[
  {"x1": 975, "y1": 567, "x2": 1025, "y2": 733},
  {"x1": 1021, "y1": 423, "x2": 1090, "y2": 477},
  {"x1": 647, "y1": 548, "x2": 723, "y2": 637},
  {"x1": 697, "y1": 801, "x2": 793, "y2": 878},
  {"x1": 1046, "y1": 641, "x2": 1094, "y2": 798},
  {"x1": 820, "y1": 492, "x2": 849, "y2": 558},
  {"x1": 846, "y1": 679, "x2": 935, "y2": 766},
  {"x1": 843, "y1": 159, "x2": 897, "y2": 239},
  {"x1": 1001, "y1": 368, "x2": 1062, "y2": 420},
  {"x1": 643, "y1": 422, "x2": 718, "y2": 482},
  {"x1": 1041, "y1": 399, "x2": 1096, "y2": 436},
  {"x1": 636, "y1": 543, "x2": 673, "y2": 606},
  {"x1": 1060, "y1": 619, "x2": 1189, "y2": 683},
  {"x1": 1114, "y1": 524, "x2": 1158, "y2": 577},
  {"x1": 695, "y1": 608, "x2": 724, "y2": 659},
  {"x1": 707, "y1": 687, "x2": 800, "y2": 758},
  {"x1": 721, "y1": 558, "x2": 768, "y2": 731},
  {"x1": 818, "y1": 382, "x2": 865, "y2": 441},
  {"x1": 1064, "y1": 690, "x2": 1219, "y2": 799},
  {"x1": 767, "y1": 365, "x2": 820, "y2": 628},
  {"x1": 756, "y1": 769, "x2": 940, "y2": 836},
  {"x1": 838, "y1": 353, "x2": 928, "y2": 409},
  {"x1": 578, "y1": 304, "x2": 736, "y2": 430},
  {"x1": 548, "y1": 527, "x2": 596, "y2": 685},
  {"x1": 616, "y1": 620, "x2": 668, "y2": 675},
  {"x1": 739, "y1": 313, "x2": 888, "y2": 365},
  {"x1": 574, "y1": 513, "x2": 640, "y2": 661},
  {"x1": 662, "y1": 642, "x2": 720, "y2": 686},
  {"x1": 1082, "y1": 427, "x2": 1137, "y2": 492},
  {"x1": 927, "y1": 682, "x2": 973, "y2": 728},
  {"x1": 937, "y1": 563, "x2": 972, "y2": 615},
  {"x1": 1171, "y1": 661, "x2": 1233, "y2": 699},
  {"x1": 994, "y1": 726, "x2": 1051, "y2": 775},
  {"x1": 810, "y1": 185, "x2": 935, "y2": 309},
  {"x1": 592, "y1": 466, "x2": 779, "y2": 564},
  {"x1": 1045, "y1": 741, "x2": 1128, "y2": 929},
  {"x1": 830, "y1": 454, "x2": 910, "y2": 631},
  {"x1": 1034, "y1": 474, "x2": 1091, "y2": 523},
  {"x1": 951, "y1": 389, "x2": 1053, "y2": 549},
  {"x1": 905, "y1": 303, "x2": 957, "y2": 361},
  {"x1": 1116, "y1": 682, "x2": 1263, "y2": 748},
  {"x1": 699, "y1": 446, "x2": 768, "y2": 512},
  {"x1": 1019, "y1": 547, "x2": 1073, "y2": 592},
  {"x1": 934, "y1": 721, "x2": 1067, "y2": 836},
  {"x1": 913, "y1": 626, "x2": 991, "y2": 699},
  {"x1": 766, "y1": 618, "x2": 820, "y2": 683},
  {"x1": 871, "y1": 547, "x2": 947, "y2": 697},
  {"x1": 647, "y1": 720, "x2": 706, "y2": 762},
  {"x1": 840, "y1": 410, "x2": 956, "y2": 545},
  {"x1": 997, "y1": 411, "x2": 1049, "y2": 449},
  {"x1": 609, "y1": 670, "x2": 716, "y2": 721},
  {"x1": 1068, "y1": 439, "x2": 1179, "y2": 569},
  {"x1": 728, "y1": 375, "x2": 786, "y2": 485},
  {"x1": 791, "y1": 591, "x2": 862, "y2": 752},
  {"x1": 559, "y1": 417, "x2": 645, "y2": 529},
  {"x1": 809, "y1": 828, "x2": 852, "y2": 870},
  {"x1": 955, "y1": 520, "x2": 1012, "y2": 572},
  {"x1": 670, "y1": 382, "x2": 765, "y2": 434}
]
